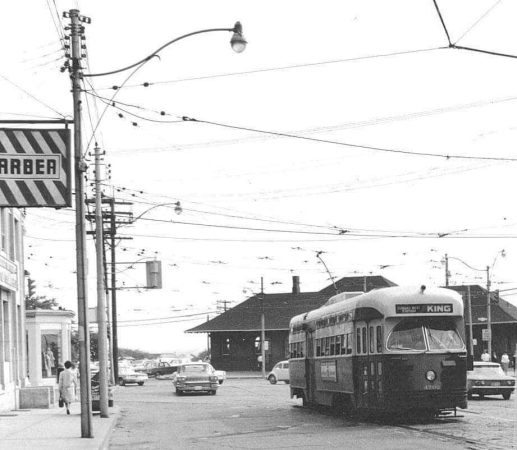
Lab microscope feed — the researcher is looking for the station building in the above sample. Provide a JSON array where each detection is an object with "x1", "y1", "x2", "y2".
[{"x1": 187, "y1": 275, "x2": 396, "y2": 372}]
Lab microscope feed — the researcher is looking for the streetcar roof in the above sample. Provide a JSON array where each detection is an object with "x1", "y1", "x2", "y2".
[{"x1": 290, "y1": 286, "x2": 464, "y2": 327}]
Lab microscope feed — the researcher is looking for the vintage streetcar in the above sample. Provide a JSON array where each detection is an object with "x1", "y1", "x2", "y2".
[{"x1": 289, "y1": 286, "x2": 468, "y2": 416}]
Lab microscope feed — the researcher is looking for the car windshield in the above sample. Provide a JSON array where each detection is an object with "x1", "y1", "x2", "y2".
[
  {"x1": 387, "y1": 318, "x2": 464, "y2": 351},
  {"x1": 182, "y1": 365, "x2": 209, "y2": 373},
  {"x1": 474, "y1": 365, "x2": 506, "y2": 376}
]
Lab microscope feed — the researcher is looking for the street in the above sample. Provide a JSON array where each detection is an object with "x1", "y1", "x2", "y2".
[{"x1": 109, "y1": 378, "x2": 516, "y2": 449}]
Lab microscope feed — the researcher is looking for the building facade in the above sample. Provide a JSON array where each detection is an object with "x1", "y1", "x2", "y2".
[{"x1": 0, "y1": 208, "x2": 27, "y2": 411}]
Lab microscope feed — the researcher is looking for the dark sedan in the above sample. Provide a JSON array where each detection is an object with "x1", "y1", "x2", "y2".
[
  {"x1": 172, "y1": 363, "x2": 219, "y2": 396},
  {"x1": 467, "y1": 362, "x2": 515, "y2": 400}
]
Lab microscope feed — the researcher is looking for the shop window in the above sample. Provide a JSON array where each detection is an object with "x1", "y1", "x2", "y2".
[{"x1": 41, "y1": 332, "x2": 60, "y2": 378}]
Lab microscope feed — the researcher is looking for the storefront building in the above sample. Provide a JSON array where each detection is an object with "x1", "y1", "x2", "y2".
[{"x1": 0, "y1": 208, "x2": 27, "y2": 412}]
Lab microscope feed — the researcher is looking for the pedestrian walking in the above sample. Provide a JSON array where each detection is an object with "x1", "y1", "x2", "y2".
[
  {"x1": 501, "y1": 353, "x2": 510, "y2": 374},
  {"x1": 481, "y1": 349, "x2": 490, "y2": 362},
  {"x1": 58, "y1": 360, "x2": 77, "y2": 415}
]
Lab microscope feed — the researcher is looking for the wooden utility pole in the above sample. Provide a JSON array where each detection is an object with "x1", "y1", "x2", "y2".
[{"x1": 67, "y1": 8, "x2": 93, "y2": 438}]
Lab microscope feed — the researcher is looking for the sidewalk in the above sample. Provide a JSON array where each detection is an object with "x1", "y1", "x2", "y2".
[
  {"x1": 0, "y1": 405, "x2": 120, "y2": 450},
  {"x1": 227, "y1": 371, "x2": 264, "y2": 379}
]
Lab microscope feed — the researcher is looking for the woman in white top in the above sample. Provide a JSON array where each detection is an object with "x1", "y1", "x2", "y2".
[{"x1": 58, "y1": 360, "x2": 77, "y2": 415}]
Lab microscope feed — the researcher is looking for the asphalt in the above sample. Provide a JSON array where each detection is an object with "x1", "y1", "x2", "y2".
[{"x1": 2, "y1": 369, "x2": 513, "y2": 449}]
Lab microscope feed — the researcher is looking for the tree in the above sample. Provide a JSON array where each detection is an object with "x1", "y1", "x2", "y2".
[{"x1": 25, "y1": 295, "x2": 60, "y2": 310}]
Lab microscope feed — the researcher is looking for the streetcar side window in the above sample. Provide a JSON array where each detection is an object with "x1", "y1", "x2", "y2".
[
  {"x1": 325, "y1": 337, "x2": 330, "y2": 356},
  {"x1": 336, "y1": 335, "x2": 341, "y2": 355},
  {"x1": 330, "y1": 336, "x2": 336, "y2": 355},
  {"x1": 356, "y1": 328, "x2": 361, "y2": 353},
  {"x1": 347, "y1": 332, "x2": 353, "y2": 354},
  {"x1": 341, "y1": 335, "x2": 347, "y2": 355},
  {"x1": 369, "y1": 326, "x2": 375, "y2": 354},
  {"x1": 376, "y1": 326, "x2": 383, "y2": 353},
  {"x1": 362, "y1": 327, "x2": 367, "y2": 354},
  {"x1": 316, "y1": 338, "x2": 321, "y2": 357}
]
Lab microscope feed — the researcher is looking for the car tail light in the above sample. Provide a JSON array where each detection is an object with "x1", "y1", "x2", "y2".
[
  {"x1": 507, "y1": 380, "x2": 515, "y2": 386},
  {"x1": 177, "y1": 376, "x2": 186, "y2": 381},
  {"x1": 475, "y1": 381, "x2": 485, "y2": 386},
  {"x1": 209, "y1": 376, "x2": 218, "y2": 382}
]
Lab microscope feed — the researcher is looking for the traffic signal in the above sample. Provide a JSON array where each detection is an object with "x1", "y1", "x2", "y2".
[{"x1": 28, "y1": 277, "x2": 36, "y2": 298}]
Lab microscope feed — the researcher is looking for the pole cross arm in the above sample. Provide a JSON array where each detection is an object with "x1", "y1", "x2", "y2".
[{"x1": 84, "y1": 22, "x2": 246, "y2": 78}]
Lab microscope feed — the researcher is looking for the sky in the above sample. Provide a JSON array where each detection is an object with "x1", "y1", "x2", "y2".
[{"x1": 2, "y1": 0, "x2": 517, "y2": 354}]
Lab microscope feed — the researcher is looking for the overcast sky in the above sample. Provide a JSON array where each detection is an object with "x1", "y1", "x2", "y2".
[{"x1": 3, "y1": 0, "x2": 517, "y2": 354}]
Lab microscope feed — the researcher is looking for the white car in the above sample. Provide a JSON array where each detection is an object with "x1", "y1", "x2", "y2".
[
  {"x1": 118, "y1": 367, "x2": 148, "y2": 386},
  {"x1": 267, "y1": 360, "x2": 289, "y2": 384}
]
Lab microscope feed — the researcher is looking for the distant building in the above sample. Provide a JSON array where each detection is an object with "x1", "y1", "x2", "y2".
[
  {"x1": 0, "y1": 208, "x2": 27, "y2": 411},
  {"x1": 445, "y1": 285, "x2": 517, "y2": 360},
  {"x1": 187, "y1": 275, "x2": 396, "y2": 371}
]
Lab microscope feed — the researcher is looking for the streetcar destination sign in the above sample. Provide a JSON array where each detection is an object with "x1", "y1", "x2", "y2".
[{"x1": 396, "y1": 304, "x2": 453, "y2": 314}]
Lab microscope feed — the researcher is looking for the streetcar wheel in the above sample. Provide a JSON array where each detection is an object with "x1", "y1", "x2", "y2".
[
  {"x1": 502, "y1": 392, "x2": 511, "y2": 400},
  {"x1": 138, "y1": 382, "x2": 144, "y2": 386},
  {"x1": 268, "y1": 375, "x2": 277, "y2": 385},
  {"x1": 176, "y1": 389, "x2": 183, "y2": 396}
]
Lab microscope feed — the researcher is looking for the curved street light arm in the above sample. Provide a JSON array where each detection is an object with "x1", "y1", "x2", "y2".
[
  {"x1": 131, "y1": 201, "x2": 182, "y2": 223},
  {"x1": 84, "y1": 24, "x2": 243, "y2": 78},
  {"x1": 447, "y1": 256, "x2": 484, "y2": 273}
]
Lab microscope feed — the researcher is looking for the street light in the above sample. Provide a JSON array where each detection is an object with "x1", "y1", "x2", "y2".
[{"x1": 66, "y1": 8, "x2": 246, "y2": 437}]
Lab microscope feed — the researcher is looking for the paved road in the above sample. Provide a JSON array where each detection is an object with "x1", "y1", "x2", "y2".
[{"x1": 109, "y1": 378, "x2": 516, "y2": 449}]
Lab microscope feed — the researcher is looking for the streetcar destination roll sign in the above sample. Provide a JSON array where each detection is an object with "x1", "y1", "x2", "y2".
[
  {"x1": 396, "y1": 304, "x2": 453, "y2": 314},
  {"x1": 0, "y1": 128, "x2": 71, "y2": 207}
]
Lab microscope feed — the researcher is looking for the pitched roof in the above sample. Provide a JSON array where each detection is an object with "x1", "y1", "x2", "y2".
[
  {"x1": 187, "y1": 275, "x2": 398, "y2": 334},
  {"x1": 187, "y1": 292, "x2": 329, "y2": 333},
  {"x1": 445, "y1": 285, "x2": 517, "y2": 324},
  {"x1": 319, "y1": 275, "x2": 397, "y2": 295}
]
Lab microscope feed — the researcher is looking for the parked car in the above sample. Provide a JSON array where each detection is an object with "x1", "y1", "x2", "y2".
[
  {"x1": 118, "y1": 367, "x2": 148, "y2": 386},
  {"x1": 172, "y1": 363, "x2": 219, "y2": 395},
  {"x1": 467, "y1": 361, "x2": 515, "y2": 400},
  {"x1": 146, "y1": 361, "x2": 178, "y2": 378},
  {"x1": 214, "y1": 369, "x2": 226, "y2": 384},
  {"x1": 267, "y1": 360, "x2": 289, "y2": 384}
]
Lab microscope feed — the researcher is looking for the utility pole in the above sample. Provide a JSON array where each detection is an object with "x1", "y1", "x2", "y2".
[
  {"x1": 467, "y1": 285, "x2": 474, "y2": 357},
  {"x1": 486, "y1": 266, "x2": 492, "y2": 360},
  {"x1": 444, "y1": 253, "x2": 450, "y2": 286},
  {"x1": 260, "y1": 277, "x2": 266, "y2": 378},
  {"x1": 67, "y1": 8, "x2": 93, "y2": 438},
  {"x1": 94, "y1": 146, "x2": 109, "y2": 417}
]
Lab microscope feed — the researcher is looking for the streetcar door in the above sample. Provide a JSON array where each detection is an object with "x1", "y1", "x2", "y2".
[
  {"x1": 355, "y1": 322, "x2": 369, "y2": 408},
  {"x1": 305, "y1": 330, "x2": 316, "y2": 403}
]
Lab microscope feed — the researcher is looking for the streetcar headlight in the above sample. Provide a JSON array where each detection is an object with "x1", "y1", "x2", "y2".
[{"x1": 425, "y1": 370, "x2": 436, "y2": 381}]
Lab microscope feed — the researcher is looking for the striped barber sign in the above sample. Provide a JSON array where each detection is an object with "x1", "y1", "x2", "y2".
[{"x1": 0, "y1": 128, "x2": 71, "y2": 207}]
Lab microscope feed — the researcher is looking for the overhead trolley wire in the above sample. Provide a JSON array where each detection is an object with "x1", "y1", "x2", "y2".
[{"x1": 182, "y1": 116, "x2": 517, "y2": 162}]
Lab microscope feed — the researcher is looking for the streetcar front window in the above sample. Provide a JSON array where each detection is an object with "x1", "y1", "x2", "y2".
[
  {"x1": 425, "y1": 318, "x2": 464, "y2": 350},
  {"x1": 387, "y1": 318, "x2": 464, "y2": 352},
  {"x1": 387, "y1": 319, "x2": 426, "y2": 351}
]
